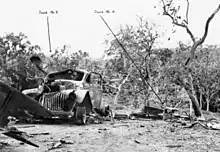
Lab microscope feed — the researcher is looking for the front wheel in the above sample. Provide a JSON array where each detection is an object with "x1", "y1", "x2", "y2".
[{"x1": 75, "y1": 107, "x2": 86, "y2": 125}]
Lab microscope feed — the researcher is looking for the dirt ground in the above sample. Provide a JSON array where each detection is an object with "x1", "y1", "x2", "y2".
[{"x1": 1, "y1": 118, "x2": 220, "y2": 152}]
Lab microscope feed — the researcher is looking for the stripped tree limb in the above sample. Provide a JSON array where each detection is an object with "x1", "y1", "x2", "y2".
[
  {"x1": 186, "y1": 3, "x2": 220, "y2": 65},
  {"x1": 161, "y1": 0, "x2": 195, "y2": 43},
  {"x1": 199, "y1": 4, "x2": 220, "y2": 46},
  {"x1": 113, "y1": 74, "x2": 130, "y2": 104},
  {"x1": 184, "y1": 0, "x2": 189, "y2": 24}
]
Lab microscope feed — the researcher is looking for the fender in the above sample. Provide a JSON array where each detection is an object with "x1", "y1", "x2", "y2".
[
  {"x1": 75, "y1": 89, "x2": 90, "y2": 104},
  {"x1": 60, "y1": 89, "x2": 90, "y2": 104}
]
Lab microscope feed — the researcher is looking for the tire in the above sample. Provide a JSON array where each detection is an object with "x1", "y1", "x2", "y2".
[{"x1": 75, "y1": 107, "x2": 86, "y2": 125}]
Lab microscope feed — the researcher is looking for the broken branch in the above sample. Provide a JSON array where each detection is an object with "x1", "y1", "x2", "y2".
[
  {"x1": 2, "y1": 128, "x2": 39, "y2": 148},
  {"x1": 185, "y1": 0, "x2": 189, "y2": 24},
  {"x1": 197, "y1": 4, "x2": 220, "y2": 46},
  {"x1": 186, "y1": 4, "x2": 220, "y2": 65},
  {"x1": 161, "y1": 0, "x2": 195, "y2": 43}
]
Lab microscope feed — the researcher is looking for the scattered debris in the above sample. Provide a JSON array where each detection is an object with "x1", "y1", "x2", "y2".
[
  {"x1": 112, "y1": 124, "x2": 129, "y2": 128},
  {"x1": 48, "y1": 138, "x2": 74, "y2": 150},
  {"x1": 94, "y1": 106, "x2": 112, "y2": 117},
  {"x1": 87, "y1": 112, "x2": 112, "y2": 124},
  {"x1": 98, "y1": 128, "x2": 109, "y2": 131},
  {"x1": 134, "y1": 140, "x2": 141, "y2": 144},
  {"x1": 170, "y1": 127, "x2": 175, "y2": 132},
  {"x1": 0, "y1": 142, "x2": 11, "y2": 149},
  {"x1": 172, "y1": 123, "x2": 178, "y2": 128},
  {"x1": 114, "y1": 112, "x2": 130, "y2": 120},
  {"x1": 180, "y1": 121, "x2": 187, "y2": 126},
  {"x1": 166, "y1": 144, "x2": 182, "y2": 148},
  {"x1": 143, "y1": 106, "x2": 164, "y2": 118},
  {"x1": 184, "y1": 120, "x2": 220, "y2": 130},
  {"x1": 60, "y1": 139, "x2": 74, "y2": 144},
  {"x1": 207, "y1": 122, "x2": 220, "y2": 130},
  {"x1": 130, "y1": 112, "x2": 146, "y2": 118},
  {"x1": 138, "y1": 132, "x2": 143, "y2": 136},
  {"x1": 17, "y1": 125, "x2": 36, "y2": 129},
  {"x1": 129, "y1": 117, "x2": 151, "y2": 121},
  {"x1": 29, "y1": 132, "x2": 50, "y2": 136},
  {"x1": 48, "y1": 142, "x2": 62, "y2": 150},
  {"x1": 163, "y1": 107, "x2": 180, "y2": 121}
]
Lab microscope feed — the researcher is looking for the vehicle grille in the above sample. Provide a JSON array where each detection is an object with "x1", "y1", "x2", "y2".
[{"x1": 41, "y1": 92, "x2": 68, "y2": 111}]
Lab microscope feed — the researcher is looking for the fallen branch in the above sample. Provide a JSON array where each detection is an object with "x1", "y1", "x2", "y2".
[
  {"x1": 184, "y1": 121, "x2": 220, "y2": 130},
  {"x1": 2, "y1": 127, "x2": 39, "y2": 148},
  {"x1": 184, "y1": 121, "x2": 209, "y2": 129}
]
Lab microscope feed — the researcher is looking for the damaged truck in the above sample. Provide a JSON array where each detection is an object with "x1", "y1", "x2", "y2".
[{"x1": 0, "y1": 56, "x2": 105, "y2": 127}]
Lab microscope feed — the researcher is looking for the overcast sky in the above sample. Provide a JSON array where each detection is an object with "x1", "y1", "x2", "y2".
[{"x1": 0, "y1": 0, "x2": 219, "y2": 58}]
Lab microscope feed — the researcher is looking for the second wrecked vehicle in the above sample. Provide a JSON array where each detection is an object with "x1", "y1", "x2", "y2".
[{"x1": 22, "y1": 56, "x2": 104, "y2": 125}]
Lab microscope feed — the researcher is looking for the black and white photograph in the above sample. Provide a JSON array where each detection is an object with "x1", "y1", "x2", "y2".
[{"x1": 0, "y1": 0, "x2": 220, "y2": 151}]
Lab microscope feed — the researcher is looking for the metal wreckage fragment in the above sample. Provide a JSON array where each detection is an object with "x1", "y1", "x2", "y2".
[
  {"x1": 0, "y1": 81, "x2": 53, "y2": 127},
  {"x1": 0, "y1": 81, "x2": 53, "y2": 147}
]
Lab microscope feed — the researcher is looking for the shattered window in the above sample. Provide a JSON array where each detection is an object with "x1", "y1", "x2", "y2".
[
  {"x1": 71, "y1": 71, "x2": 84, "y2": 81},
  {"x1": 47, "y1": 70, "x2": 84, "y2": 81}
]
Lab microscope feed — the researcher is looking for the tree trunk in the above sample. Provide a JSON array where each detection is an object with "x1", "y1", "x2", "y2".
[
  {"x1": 206, "y1": 98, "x2": 210, "y2": 111},
  {"x1": 199, "y1": 91, "x2": 202, "y2": 109},
  {"x1": 143, "y1": 74, "x2": 150, "y2": 107},
  {"x1": 144, "y1": 90, "x2": 150, "y2": 107},
  {"x1": 182, "y1": 73, "x2": 203, "y2": 117}
]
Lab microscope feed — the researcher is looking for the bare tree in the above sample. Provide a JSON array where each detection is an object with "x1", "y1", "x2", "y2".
[{"x1": 161, "y1": 0, "x2": 220, "y2": 118}]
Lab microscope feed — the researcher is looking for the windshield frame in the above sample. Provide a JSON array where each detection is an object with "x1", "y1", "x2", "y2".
[{"x1": 45, "y1": 69, "x2": 85, "y2": 82}]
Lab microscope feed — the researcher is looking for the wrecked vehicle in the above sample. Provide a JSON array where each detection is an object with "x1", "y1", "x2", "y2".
[
  {"x1": 22, "y1": 56, "x2": 104, "y2": 125},
  {"x1": 0, "y1": 81, "x2": 53, "y2": 127}
]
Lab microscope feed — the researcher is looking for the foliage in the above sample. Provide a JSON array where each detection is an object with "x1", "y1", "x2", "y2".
[
  {"x1": 0, "y1": 33, "x2": 98, "y2": 91},
  {"x1": 104, "y1": 17, "x2": 162, "y2": 107},
  {"x1": 104, "y1": 18, "x2": 220, "y2": 112},
  {"x1": 159, "y1": 44, "x2": 220, "y2": 112},
  {"x1": 0, "y1": 32, "x2": 45, "y2": 90}
]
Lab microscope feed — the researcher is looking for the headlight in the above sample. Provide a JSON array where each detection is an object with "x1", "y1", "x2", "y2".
[{"x1": 68, "y1": 91, "x2": 76, "y2": 100}]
